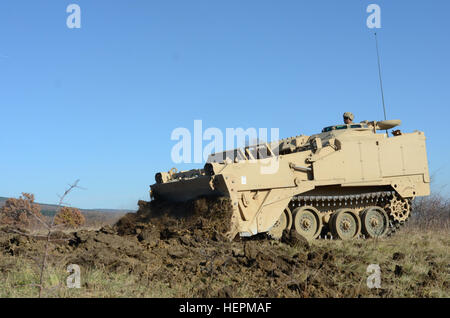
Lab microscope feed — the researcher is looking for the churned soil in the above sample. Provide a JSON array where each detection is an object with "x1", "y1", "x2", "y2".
[{"x1": 0, "y1": 196, "x2": 448, "y2": 297}]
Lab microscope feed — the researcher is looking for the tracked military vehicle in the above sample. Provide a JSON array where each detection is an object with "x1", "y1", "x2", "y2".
[{"x1": 151, "y1": 120, "x2": 430, "y2": 241}]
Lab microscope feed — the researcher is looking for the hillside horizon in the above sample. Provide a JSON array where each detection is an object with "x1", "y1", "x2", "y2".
[{"x1": 0, "y1": 196, "x2": 135, "y2": 215}]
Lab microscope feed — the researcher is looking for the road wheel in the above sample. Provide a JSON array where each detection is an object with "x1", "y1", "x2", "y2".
[
  {"x1": 292, "y1": 206, "x2": 322, "y2": 241},
  {"x1": 268, "y1": 207, "x2": 292, "y2": 239},
  {"x1": 361, "y1": 206, "x2": 389, "y2": 238},
  {"x1": 330, "y1": 209, "x2": 361, "y2": 240}
]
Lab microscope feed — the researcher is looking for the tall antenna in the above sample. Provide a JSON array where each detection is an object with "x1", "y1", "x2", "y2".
[{"x1": 374, "y1": 32, "x2": 387, "y2": 121}]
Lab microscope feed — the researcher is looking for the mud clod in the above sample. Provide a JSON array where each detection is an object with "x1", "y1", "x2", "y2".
[
  {"x1": 287, "y1": 281, "x2": 305, "y2": 293},
  {"x1": 244, "y1": 242, "x2": 259, "y2": 260},
  {"x1": 322, "y1": 252, "x2": 335, "y2": 262},
  {"x1": 137, "y1": 227, "x2": 160, "y2": 245},
  {"x1": 232, "y1": 247, "x2": 244, "y2": 258},
  {"x1": 393, "y1": 252, "x2": 405, "y2": 261},
  {"x1": 1, "y1": 194, "x2": 447, "y2": 298},
  {"x1": 217, "y1": 286, "x2": 234, "y2": 298},
  {"x1": 427, "y1": 269, "x2": 437, "y2": 280},
  {"x1": 168, "y1": 247, "x2": 188, "y2": 259},
  {"x1": 394, "y1": 265, "x2": 403, "y2": 277},
  {"x1": 307, "y1": 252, "x2": 318, "y2": 261},
  {"x1": 281, "y1": 229, "x2": 310, "y2": 249}
]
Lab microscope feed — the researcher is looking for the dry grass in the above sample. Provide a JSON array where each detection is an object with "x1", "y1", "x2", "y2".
[
  {"x1": 410, "y1": 193, "x2": 450, "y2": 231},
  {"x1": 1, "y1": 226, "x2": 447, "y2": 298},
  {"x1": 0, "y1": 258, "x2": 176, "y2": 298},
  {"x1": 0, "y1": 194, "x2": 448, "y2": 298}
]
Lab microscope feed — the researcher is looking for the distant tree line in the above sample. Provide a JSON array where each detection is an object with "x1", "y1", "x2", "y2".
[{"x1": 0, "y1": 193, "x2": 86, "y2": 229}]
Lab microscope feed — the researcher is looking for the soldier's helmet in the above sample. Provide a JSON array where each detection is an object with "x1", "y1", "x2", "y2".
[{"x1": 343, "y1": 112, "x2": 354, "y2": 121}]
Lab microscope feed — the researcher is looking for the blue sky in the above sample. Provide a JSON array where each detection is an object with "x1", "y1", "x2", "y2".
[{"x1": 1, "y1": 0, "x2": 449, "y2": 209}]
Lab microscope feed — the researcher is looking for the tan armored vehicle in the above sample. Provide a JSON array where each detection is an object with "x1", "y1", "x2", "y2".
[{"x1": 151, "y1": 120, "x2": 430, "y2": 241}]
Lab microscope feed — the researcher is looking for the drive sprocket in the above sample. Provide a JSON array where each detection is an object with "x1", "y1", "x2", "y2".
[{"x1": 385, "y1": 195, "x2": 411, "y2": 223}]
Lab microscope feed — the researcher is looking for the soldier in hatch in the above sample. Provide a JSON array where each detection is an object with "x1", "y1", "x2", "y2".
[{"x1": 343, "y1": 112, "x2": 354, "y2": 124}]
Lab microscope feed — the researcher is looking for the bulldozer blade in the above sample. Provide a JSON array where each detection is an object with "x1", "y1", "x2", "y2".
[{"x1": 151, "y1": 175, "x2": 226, "y2": 202}]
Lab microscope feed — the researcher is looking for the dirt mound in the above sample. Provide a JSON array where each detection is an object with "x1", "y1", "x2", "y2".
[
  {"x1": 115, "y1": 196, "x2": 233, "y2": 241},
  {"x1": 0, "y1": 224, "x2": 340, "y2": 297},
  {"x1": 1, "y1": 197, "x2": 448, "y2": 297}
]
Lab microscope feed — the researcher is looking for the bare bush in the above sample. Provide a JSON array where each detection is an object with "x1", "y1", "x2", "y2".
[
  {"x1": 411, "y1": 193, "x2": 450, "y2": 230},
  {"x1": 0, "y1": 180, "x2": 82, "y2": 298},
  {"x1": 54, "y1": 206, "x2": 86, "y2": 228},
  {"x1": 0, "y1": 193, "x2": 43, "y2": 229}
]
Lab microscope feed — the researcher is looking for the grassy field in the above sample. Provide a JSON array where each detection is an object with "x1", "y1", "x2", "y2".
[
  {"x1": 1, "y1": 193, "x2": 448, "y2": 298},
  {"x1": 0, "y1": 224, "x2": 448, "y2": 298}
]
